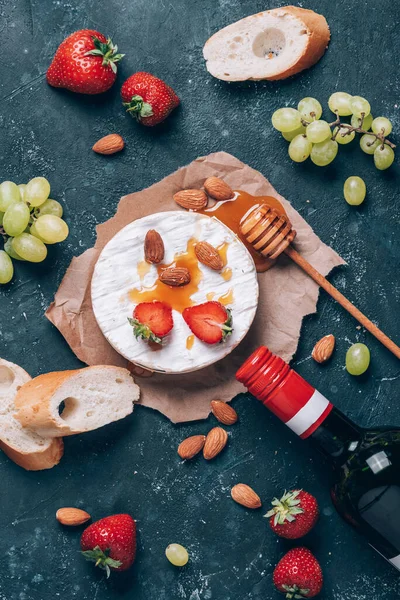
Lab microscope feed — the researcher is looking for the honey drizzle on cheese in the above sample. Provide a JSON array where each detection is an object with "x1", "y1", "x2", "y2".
[{"x1": 186, "y1": 335, "x2": 195, "y2": 350}]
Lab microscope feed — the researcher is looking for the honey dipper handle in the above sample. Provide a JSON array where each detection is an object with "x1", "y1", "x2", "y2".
[{"x1": 285, "y1": 245, "x2": 400, "y2": 360}]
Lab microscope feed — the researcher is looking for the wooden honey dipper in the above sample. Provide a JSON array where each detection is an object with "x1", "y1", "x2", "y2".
[{"x1": 240, "y1": 205, "x2": 400, "y2": 360}]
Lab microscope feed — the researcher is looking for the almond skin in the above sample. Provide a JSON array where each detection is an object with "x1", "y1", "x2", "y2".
[
  {"x1": 160, "y1": 267, "x2": 191, "y2": 287},
  {"x1": 56, "y1": 507, "x2": 91, "y2": 526},
  {"x1": 92, "y1": 133, "x2": 125, "y2": 155},
  {"x1": 178, "y1": 435, "x2": 206, "y2": 460},
  {"x1": 173, "y1": 189, "x2": 208, "y2": 211},
  {"x1": 195, "y1": 241, "x2": 224, "y2": 271},
  {"x1": 145, "y1": 229, "x2": 165, "y2": 264},
  {"x1": 312, "y1": 334, "x2": 335, "y2": 364},
  {"x1": 203, "y1": 427, "x2": 228, "y2": 460},
  {"x1": 231, "y1": 484, "x2": 262, "y2": 509},
  {"x1": 211, "y1": 400, "x2": 238, "y2": 425},
  {"x1": 204, "y1": 177, "x2": 234, "y2": 201}
]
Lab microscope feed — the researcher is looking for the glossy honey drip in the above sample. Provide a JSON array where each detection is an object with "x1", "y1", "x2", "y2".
[
  {"x1": 137, "y1": 260, "x2": 151, "y2": 282},
  {"x1": 186, "y1": 335, "x2": 195, "y2": 350},
  {"x1": 218, "y1": 288, "x2": 234, "y2": 306},
  {"x1": 217, "y1": 241, "x2": 232, "y2": 281}
]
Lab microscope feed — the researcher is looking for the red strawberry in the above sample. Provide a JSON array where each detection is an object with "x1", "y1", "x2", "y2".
[
  {"x1": 81, "y1": 514, "x2": 136, "y2": 577},
  {"x1": 47, "y1": 30, "x2": 124, "y2": 94},
  {"x1": 121, "y1": 72, "x2": 179, "y2": 126},
  {"x1": 182, "y1": 301, "x2": 232, "y2": 344},
  {"x1": 266, "y1": 490, "x2": 319, "y2": 539},
  {"x1": 273, "y1": 548, "x2": 323, "y2": 598},
  {"x1": 129, "y1": 301, "x2": 173, "y2": 343}
]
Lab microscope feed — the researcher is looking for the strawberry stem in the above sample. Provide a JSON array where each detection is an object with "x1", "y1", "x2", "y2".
[
  {"x1": 85, "y1": 37, "x2": 124, "y2": 74},
  {"x1": 265, "y1": 490, "x2": 304, "y2": 526},
  {"x1": 123, "y1": 95, "x2": 154, "y2": 120},
  {"x1": 128, "y1": 317, "x2": 162, "y2": 344},
  {"x1": 81, "y1": 545, "x2": 122, "y2": 578}
]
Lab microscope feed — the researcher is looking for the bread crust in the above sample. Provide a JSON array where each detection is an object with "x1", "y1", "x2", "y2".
[{"x1": 0, "y1": 438, "x2": 64, "y2": 471}]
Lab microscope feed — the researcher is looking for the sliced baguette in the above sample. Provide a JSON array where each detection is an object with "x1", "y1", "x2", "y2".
[
  {"x1": 15, "y1": 366, "x2": 140, "y2": 438},
  {"x1": 203, "y1": 6, "x2": 330, "y2": 82},
  {"x1": 0, "y1": 359, "x2": 63, "y2": 470}
]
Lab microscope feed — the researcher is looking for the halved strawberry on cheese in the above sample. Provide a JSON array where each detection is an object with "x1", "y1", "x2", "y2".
[{"x1": 183, "y1": 301, "x2": 232, "y2": 344}]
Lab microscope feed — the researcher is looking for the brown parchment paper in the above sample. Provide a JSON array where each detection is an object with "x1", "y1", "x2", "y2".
[{"x1": 46, "y1": 152, "x2": 344, "y2": 422}]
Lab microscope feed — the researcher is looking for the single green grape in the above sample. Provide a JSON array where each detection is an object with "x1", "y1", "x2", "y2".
[
  {"x1": 282, "y1": 124, "x2": 306, "y2": 141},
  {"x1": 351, "y1": 113, "x2": 373, "y2": 131},
  {"x1": 36, "y1": 199, "x2": 63, "y2": 218},
  {"x1": 306, "y1": 120, "x2": 332, "y2": 143},
  {"x1": 4, "y1": 238, "x2": 26, "y2": 261},
  {"x1": 18, "y1": 183, "x2": 27, "y2": 201},
  {"x1": 3, "y1": 202, "x2": 31, "y2": 237},
  {"x1": 25, "y1": 177, "x2": 50, "y2": 208},
  {"x1": 346, "y1": 343, "x2": 370, "y2": 375},
  {"x1": 271, "y1": 108, "x2": 302, "y2": 133},
  {"x1": 12, "y1": 233, "x2": 47, "y2": 263},
  {"x1": 374, "y1": 145, "x2": 395, "y2": 170},
  {"x1": 350, "y1": 96, "x2": 371, "y2": 118},
  {"x1": 360, "y1": 134, "x2": 380, "y2": 155},
  {"x1": 328, "y1": 92, "x2": 353, "y2": 116},
  {"x1": 344, "y1": 177, "x2": 366, "y2": 206},
  {"x1": 0, "y1": 212, "x2": 3, "y2": 226},
  {"x1": 34, "y1": 215, "x2": 69, "y2": 244},
  {"x1": 0, "y1": 181, "x2": 21, "y2": 212},
  {"x1": 310, "y1": 139, "x2": 338, "y2": 166},
  {"x1": 0, "y1": 250, "x2": 14, "y2": 284},
  {"x1": 371, "y1": 116, "x2": 392, "y2": 136},
  {"x1": 333, "y1": 126, "x2": 355, "y2": 145},
  {"x1": 29, "y1": 221, "x2": 45, "y2": 241},
  {"x1": 165, "y1": 544, "x2": 189, "y2": 567},
  {"x1": 297, "y1": 97, "x2": 322, "y2": 121},
  {"x1": 288, "y1": 135, "x2": 313, "y2": 162}
]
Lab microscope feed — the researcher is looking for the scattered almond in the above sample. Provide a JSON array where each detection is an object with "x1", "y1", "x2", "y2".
[
  {"x1": 204, "y1": 176, "x2": 234, "y2": 201},
  {"x1": 312, "y1": 334, "x2": 335, "y2": 364},
  {"x1": 160, "y1": 267, "x2": 191, "y2": 287},
  {"x1": 145, "y1": 229, "x2": 165, "y2": 264},
  {"x1": 173, "y1": 189, "x2": 208, "y2": 211},
  {"x1": 178, "y1": 435, "x2": 206, "y2": 460},
  {"x1": 92, "y1": 133, "x2": 124, "y2": 155},
  {"x1": 56, "y1": 507, "x2": 91, "y2": 526},
  {"x1": 231, "y1": 484, "x2": 262, "y2": 509},
  {"x1": 203, "y1": 427, "x2": 228, "y2": 460},
  {"x1": 195, "y1": 241, "x2": 224, "y2": 271},
  {"x1": 211, "y1": 400, "x2": 238, "y2": 425}
]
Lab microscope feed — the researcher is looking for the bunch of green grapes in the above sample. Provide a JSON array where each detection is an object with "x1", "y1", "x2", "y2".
[
  {"x1": 0, "y1": 177, "x2": 69, "y2": 284},
  {"x1": 272, "y1": 93, "x2": 395, "y2": 169}
]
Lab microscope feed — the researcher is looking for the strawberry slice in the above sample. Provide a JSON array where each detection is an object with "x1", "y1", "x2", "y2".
[
  {"x1": 128, "y1": 301, "x2": 173, "y2": 344},
  {"x1": 183, "y1": 301, "x2": 232, "y2": 344}
]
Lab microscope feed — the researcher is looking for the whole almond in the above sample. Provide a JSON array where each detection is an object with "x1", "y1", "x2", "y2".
[
  {"x1": 56, "y1": 507, "x2": 91, "y2": 526},
  {"x1": 145, "y1": 229, "x2": 165, "y2": 264},
  {"x1": 203, "y1": 427, "x2": 228, "y2": 460},
  {"x1": 178, "y1": 435, "x2": 206, "y2": 460},
  {"x1": 173, "y1": 189, "x2": 208, "y2": 211},
  {"x1": 195, "y1": 241, "x2": 224, "y2": 271},
  {"x1": 160, "y1": 267, "x2": 191, "y2": 287},
  {"x1": 312, "y1": 334, "x2": 335, "y2": 364},
  {"x1": 231, "y1": 484, "x2": 262, "y2": 509},
  {"x1": 204, "y1": 177, "x2": 234, "y2": 201},
  {"x1": 211, "y1": 400, "x2": 238, "y2": 425},
  {"x1": 92, "y1": 133, "x2": 124, "y2": 155}
]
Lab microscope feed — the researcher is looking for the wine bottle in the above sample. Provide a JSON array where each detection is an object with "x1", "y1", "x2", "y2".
[{"x1": 236, "y1": 346, "x2": 400, "y2": 572}]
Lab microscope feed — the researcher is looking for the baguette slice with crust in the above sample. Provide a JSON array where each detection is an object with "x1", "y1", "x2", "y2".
[
  {"x1": 0, "y1": 358, "x2": 63, "y2": 470},
  {"x1": 203, "y1": 6, "x2": 330, "y2": 81},
  {"x1": 15, "y1": 366, "x2": 140, "y2": 438}
]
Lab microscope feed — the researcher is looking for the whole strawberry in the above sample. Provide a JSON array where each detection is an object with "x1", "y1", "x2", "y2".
[
  {"x1": 47, "y1": 30, "x2": 124, "y2": 94},
  {"x1": 81, "y1": 514, "x2": 136, "y2": 577},
  {"x1": 273, "y1": 547, "x2": 323, "y2": 598},
  {"x1": 266, "y1": 490, "x2": 319, "y2": 539},
  {"x1": 121, "y1": 72, "x2": 180, "y2": 126}
]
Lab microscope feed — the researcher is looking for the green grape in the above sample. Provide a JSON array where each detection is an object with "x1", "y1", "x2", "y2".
[
  {"x1": 0, "y1": 212, "x2": 3, "y2": 226},
  {"x1": 4, "y1": 238, "x2": 25, "y2": 261},
  {"x1": 271, "y1": 108, "x2": 302, "y2": 133},
  {"x1": 29, "y1": 221, "x2": 45, "y2": 241},
  {"x1": 310, "y1": 139, "x2": 338, "y2": 166},
  {"x1": 297, "y1": 97, "x2": 322, "y2": 121},
  {"x1": 350, "y1": 96, "x2": 371, "y2": 118},
  {"x1": 344, "y1": 176, "x2": 366, "y2": 206},
  {"x1": 371, "y1": 116, "x2": 392, "y2": 136},
  {"x1": 374, "y1": 145, "x2": 395, "y2": 170},
  {"x1": 328, "y1": 92, "x2": 353, "y2": 116},
  {"x1": 3, "y1": 202, "x2": 30, "y2": 237},
  {"x1": 288, "y1": 135, "x2": 312, "y2": 162},
  {"x1": 165, "y1": 544, "x2": 189, "y2": 567},
  {"x1": 333, "y1": 126, "x2": 355, "y2": 145},
  {"x1": 34, "y1": 215, "x2": 69, "y2": 244},
  {"x1": 282, "y1": 124, "x2": 306, "y2": 141},
  {"x1": 25, "y1": 177, "x2": 50, "y2": 208},
  {"x1": 306, "y1": 120, "x2": 332, "y2": 143},
  {"x1": 36, "y1": 199, "x2": 63, "y2": 218},
  {"x1": 351, "y1": 113, "x2": 373, "y2": 131},
  {"x1": 360, "y1": 134, "x2": 380, "y2": 155},
  {"x1": 12, "y1": 233, "x2": 47, "y2": 263},
  {"x1": 18, "y1": 183, "x2": 27, "y2": 201},
  {"x1": 0, "y1": 181, "x2": 21, "y2": 212},
  {"x1": 0, "y1": 250, "x2": 13, "y2": 284},
  {"x1": 346, "y1": 343, "x2": 370, "y2": 375}
]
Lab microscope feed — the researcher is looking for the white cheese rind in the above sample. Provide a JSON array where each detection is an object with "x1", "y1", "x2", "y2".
[{"x1": 91, "y1": 212, "x2": 258, "y2": 374}]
